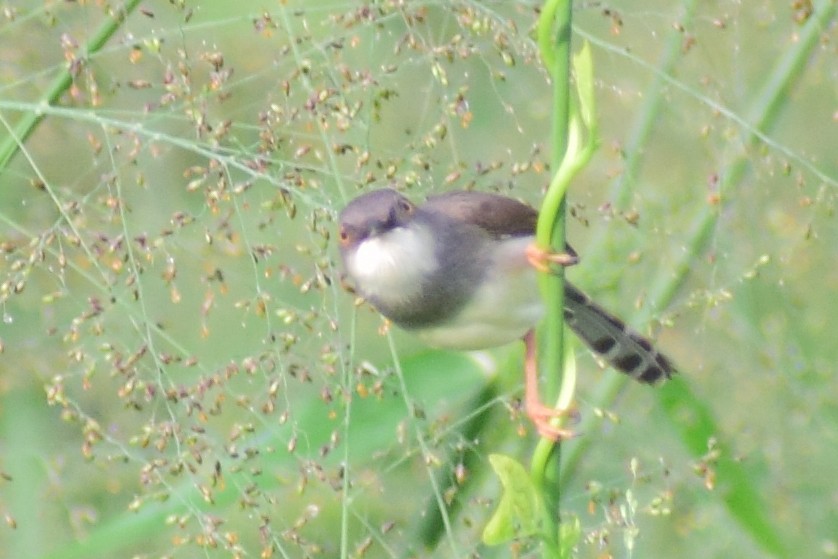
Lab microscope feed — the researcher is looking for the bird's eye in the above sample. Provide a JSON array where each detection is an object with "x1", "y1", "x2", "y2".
[
  {"x1": 398, "y1": 200, "x2": 412, "y2": 214},
  {"x1": 339, "y1": 227, "x2": 349, "y2": 243}
]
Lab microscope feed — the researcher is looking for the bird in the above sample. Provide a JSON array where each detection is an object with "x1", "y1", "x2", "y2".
[{"x1": 338, "y1": 188, "x2": 675, "y2": 438}]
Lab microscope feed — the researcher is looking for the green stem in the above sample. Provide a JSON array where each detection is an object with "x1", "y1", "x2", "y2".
[
  {"x1": 531, "y1": 0, "x2": 573, "y2": 553},
  {"x1": 0, "y1": 0, "x2": 142, "y2": 171}
]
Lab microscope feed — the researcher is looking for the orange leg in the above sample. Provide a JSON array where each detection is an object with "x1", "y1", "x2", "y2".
[
  {"x1": 523, "y1": 330, "x2": 576, "y2": 441},
  {"x1": 525, "y1": 244, "x2": 578, "y2": 273}
]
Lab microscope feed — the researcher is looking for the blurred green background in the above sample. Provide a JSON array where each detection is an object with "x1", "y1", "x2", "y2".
[{"x1": 1, "y1": 1, "x2": 836, "y2": 558}]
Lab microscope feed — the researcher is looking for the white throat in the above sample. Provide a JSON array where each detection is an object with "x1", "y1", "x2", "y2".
[{"x1": 346, "y1": 225, "x2": 438, "y2": 306}]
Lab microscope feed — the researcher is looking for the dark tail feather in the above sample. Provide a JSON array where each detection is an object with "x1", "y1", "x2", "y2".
[{"x1": 563, "y1": 283, "x2": 675, "y2": 383}]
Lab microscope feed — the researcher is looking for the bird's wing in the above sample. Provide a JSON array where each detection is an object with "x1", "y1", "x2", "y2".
[{"x1": 423, "y1": 191, "x2": 538, "y2": 238}]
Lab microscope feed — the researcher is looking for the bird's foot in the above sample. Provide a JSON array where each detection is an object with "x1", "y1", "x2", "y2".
[
  {"x1": 522, "y1": 329, "x2": 579, "y2": 441},
  {"x1": 525, "y1": 400, "x2": 579, "y2": 441},
  {"x1": 525, "y1": 244, "x2": 579, "y2": 273}
]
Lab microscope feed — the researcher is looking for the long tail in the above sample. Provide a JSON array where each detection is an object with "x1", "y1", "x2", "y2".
[{"x1": 563, "y1": 282, "x2": 675, "y2": 383}]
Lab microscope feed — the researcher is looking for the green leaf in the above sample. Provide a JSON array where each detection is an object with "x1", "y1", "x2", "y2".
[
  {"x1": 558, "y1": 514, "x2": 581, "y2": 558},
  {"x1": 572, "y1": 41, "x2": 596, "y2": 131},
  {"x1": 482, "y1": 454, "x2": 550, "y2": 546}
]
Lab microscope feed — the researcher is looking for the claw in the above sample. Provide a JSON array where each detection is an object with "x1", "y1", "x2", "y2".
[
  {"x1": 527, "y1": 402, "x2": 578, "y2": 441},
  {"x1": 526, "y1": 244, "x2": 579, "y2": 273}
]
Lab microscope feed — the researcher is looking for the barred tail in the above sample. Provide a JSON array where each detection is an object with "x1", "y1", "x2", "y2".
[{"x1": 563, "y1": 283, "x2": 675, "y2": 383}]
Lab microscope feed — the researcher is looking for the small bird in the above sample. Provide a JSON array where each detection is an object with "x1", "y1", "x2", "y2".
[{"x1": 338, "y1": 189, "x2": 675, "y2": 438}]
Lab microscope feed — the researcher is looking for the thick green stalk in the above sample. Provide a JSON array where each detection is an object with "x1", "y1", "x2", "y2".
[{"x1": 530, "y1": 0, "x2": 573, "y2": 550}]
